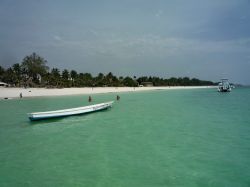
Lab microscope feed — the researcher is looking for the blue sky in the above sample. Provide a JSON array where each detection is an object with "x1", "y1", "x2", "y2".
[{"x1": 0, "y1": 0, "x2": 250, "y2": 84}]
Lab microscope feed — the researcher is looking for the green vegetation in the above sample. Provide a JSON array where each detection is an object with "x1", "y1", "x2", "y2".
[{"x1": 0, "y1": 53, "x2": 215, "y2": 87}]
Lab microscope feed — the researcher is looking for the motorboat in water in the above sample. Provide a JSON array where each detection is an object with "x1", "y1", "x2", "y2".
[{"x1": 218, "y1": 79, "x2": 231, "y2": 92}]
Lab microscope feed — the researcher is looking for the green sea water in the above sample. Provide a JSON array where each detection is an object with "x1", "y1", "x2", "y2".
[{"x1": 0, "y1": 88, "x2": 250, "y2": 187}]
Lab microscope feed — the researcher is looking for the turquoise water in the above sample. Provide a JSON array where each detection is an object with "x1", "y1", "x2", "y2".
[{"x1": 0, "y1": 88, "x2": 250, "y2": 187}]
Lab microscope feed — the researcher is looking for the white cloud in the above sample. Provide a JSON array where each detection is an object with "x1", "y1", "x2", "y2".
[
  {"x1": 155, "y1": 10, "x2": 163, "y2": 18},
  {"x1": 43, "y1": 32, "x2": 250, "y2": 60},
  {"x1": 53, "y1": 35, "x2": 62, "y2": 41}
]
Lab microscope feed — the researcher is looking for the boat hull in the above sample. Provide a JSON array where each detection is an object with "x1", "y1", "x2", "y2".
[
  {"x1": 28, "y1": 101, "x2": 113, "y2": 121},
  {"x1": 218, "y1": 88, "x2": 231, "y2": 92}
]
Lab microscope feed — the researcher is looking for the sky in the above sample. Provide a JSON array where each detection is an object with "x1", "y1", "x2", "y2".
[{"x1": 0, "y1": 0, "x2": 250, "y2": 84}]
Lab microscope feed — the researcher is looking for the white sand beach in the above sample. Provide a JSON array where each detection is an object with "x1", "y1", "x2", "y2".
[{"x1": 0, "y1": 86, "x2": 216, "y2": 99}]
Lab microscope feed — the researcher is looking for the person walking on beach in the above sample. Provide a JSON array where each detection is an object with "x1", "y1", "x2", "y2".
[
  {"x1": 88, "y1": 96, "x2": 92, "y2": 102},
  {"x1": 19, "y1": 92, "x2": 22, "y2": 99}
]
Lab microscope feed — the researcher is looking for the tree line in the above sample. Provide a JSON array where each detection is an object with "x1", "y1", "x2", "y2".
[{"x1": 0, "y1": 53, "x2": 215, "y2": 87}]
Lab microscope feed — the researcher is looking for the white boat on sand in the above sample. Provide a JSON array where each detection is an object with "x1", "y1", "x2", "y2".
[{"x1": 28, "y1": 101, "x2": 114, "y2": 121}]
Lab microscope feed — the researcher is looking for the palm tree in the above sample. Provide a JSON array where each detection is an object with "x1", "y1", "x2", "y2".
[
  {"x1": 12, "y1": 63, "x2": 21, "y2": 86},
  {"x1": 50, "y1": 68, "x2": 61, "y2": 87},
  {"x1": 70, "y1": 70, "x2": 78, "y2": 87},
  {"x1": 62, "y1": 69, "x2": 70, "y2": 87},
  {"x1": 133, "y1": 75, "x2": 138, "y2": 87},
  {"x1": 106, "y1": 72, "x2": 115, "y2": 86},
  {"x1": 0, "y1": 65, "x2": 5, "y2": 81},
  {"x1": 96, "y1": 73, "x2": 104, "y2": 86},
  {"x1": 62, "y1": 69, "x2": 69, "y2": 80}
]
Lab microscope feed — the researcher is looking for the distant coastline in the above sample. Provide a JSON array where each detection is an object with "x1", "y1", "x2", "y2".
[{"x1": 0, "y1": 53, "x2": 218, "y2": 100}]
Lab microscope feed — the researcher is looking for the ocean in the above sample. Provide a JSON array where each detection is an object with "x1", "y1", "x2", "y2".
[{"x1": 0, "y1": 88, "x2": 250, "y2": 187}]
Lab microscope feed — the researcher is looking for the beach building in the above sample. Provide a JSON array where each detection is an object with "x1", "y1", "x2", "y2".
[
  {"x1": 0, "y1": 82, "x2": 8, "y2": 87},
  {"x1": 141, "y1": 82, "x2": 153, "y2": 87}
]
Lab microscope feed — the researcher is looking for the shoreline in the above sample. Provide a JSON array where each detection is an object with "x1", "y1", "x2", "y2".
[{"x1": 0, "y1": 86, "x2": 216, "y2": 99}]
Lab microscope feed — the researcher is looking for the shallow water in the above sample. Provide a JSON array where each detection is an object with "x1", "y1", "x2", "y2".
[{"x1": 0, "y1": 88, "x2": 250, "y2": 187}]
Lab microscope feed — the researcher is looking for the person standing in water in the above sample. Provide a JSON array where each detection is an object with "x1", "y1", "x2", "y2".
[
  {"x1": 88, "y1": 96, "x2": 92, "y2": 102},
  {"x1": 116, "y1": 95, "x2": 120, "y2": 101},
  {"x1": 19, "y1": 92, "x2": 22, "y2": 99}
]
